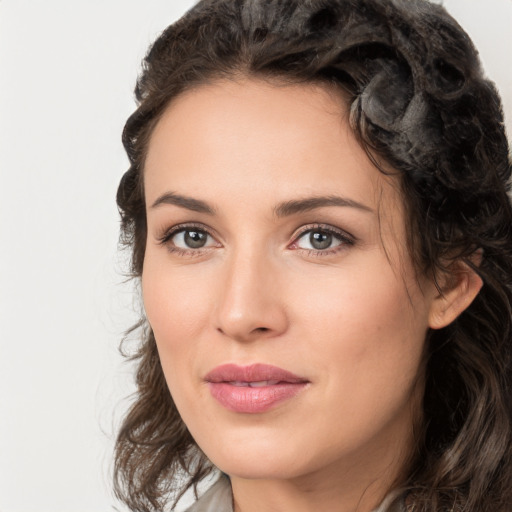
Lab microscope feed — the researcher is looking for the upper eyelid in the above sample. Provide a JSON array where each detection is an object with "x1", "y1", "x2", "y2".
[
  {"x1": 288, "y1": 225, "x2": 355, "y2": 258},
  {"x1": 156, "y1": 222, "x2": 355, "y2": 248},
  {"x1": 291, "y1": 223, "x2": 356, "y2": 242},
  {"x1": 157, "y1": 224, "x2": 220, "y2": 256},
  {"x1": 157, "y1": 222, "x2": 218, "y2": 242},
  {"x1": 156, "y1": 222, "x2": 220, "y2": 253}
]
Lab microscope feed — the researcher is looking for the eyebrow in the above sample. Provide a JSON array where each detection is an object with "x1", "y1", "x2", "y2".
[
  {"x1": 151, "y1": 192, "x2": 216, "y2": 215},
  {"x1": 274, "y1": 195, "x2": 374, "y2": 217},
  {"x1": 150, "y1": 192, "x2": 373, "y2": 216}
]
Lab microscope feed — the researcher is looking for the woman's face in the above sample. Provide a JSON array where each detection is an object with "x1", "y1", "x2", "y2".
[{"x1": 142, "y1": 79, "x2": 439, "y2": 486}]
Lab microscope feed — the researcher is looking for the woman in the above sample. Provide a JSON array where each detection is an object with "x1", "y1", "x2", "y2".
[{"x1": 114, "y1": 0, "x2": 512, "y2": 510}]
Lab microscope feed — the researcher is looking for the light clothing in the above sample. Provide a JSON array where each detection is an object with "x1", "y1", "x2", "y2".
[
  {"x1": 185, "y1": 475, "x2": 233, "y2": 512},
  {"x1": 184, "y1": 474, "x2": 404, "y2": 512}
]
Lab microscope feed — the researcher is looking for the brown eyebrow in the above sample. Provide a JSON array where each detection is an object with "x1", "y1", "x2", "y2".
[
  {"x1": 150, "y1": 192, "x2": 373, "y2": 217},
  {"x1": 274, "y1": 195, "x2": 373, "y2": 217},
  {"x1": 151, "y1": 192, "x2": 216, "y2": 215}
]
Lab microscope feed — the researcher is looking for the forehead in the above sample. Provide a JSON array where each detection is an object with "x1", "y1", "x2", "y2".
[{"x1": 144, "y1": 78, "x2": 399, "y2": 216}]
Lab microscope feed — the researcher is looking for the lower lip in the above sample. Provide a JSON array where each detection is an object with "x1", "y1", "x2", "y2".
[{"x1": 208, "y1": 382, "x2": 308, "y2": 413}]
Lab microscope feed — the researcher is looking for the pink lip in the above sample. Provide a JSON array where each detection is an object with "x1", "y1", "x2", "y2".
[{"x1": 204, "y1": 364, "x2": 309, "y2": 413}]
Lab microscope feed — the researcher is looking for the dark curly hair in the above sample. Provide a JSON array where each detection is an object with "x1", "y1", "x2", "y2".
[{"x1": 114, "y1": 0, "x2": 512, "y2": 510}]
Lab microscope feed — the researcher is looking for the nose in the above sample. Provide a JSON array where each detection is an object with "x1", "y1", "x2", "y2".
[{"x1": 214, "y1": 248, "x2": 289, "y2": 343}]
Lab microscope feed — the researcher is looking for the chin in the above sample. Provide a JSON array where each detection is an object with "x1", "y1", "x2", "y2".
[
  {"x1": 213, "y1": 454, "x2": 303, "y2": 481},
  {"x1": 196, "y1": 423, "x2": 329, "y2": 482}
]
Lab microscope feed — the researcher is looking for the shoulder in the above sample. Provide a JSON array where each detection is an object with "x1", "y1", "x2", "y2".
[{"x1": 183, "y1": 475, "x2": 233, "y2": 512}]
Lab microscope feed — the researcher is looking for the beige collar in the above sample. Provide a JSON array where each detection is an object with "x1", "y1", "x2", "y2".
[{"x1": 185, "y1": 475, "x2": 404, "y2": 512}]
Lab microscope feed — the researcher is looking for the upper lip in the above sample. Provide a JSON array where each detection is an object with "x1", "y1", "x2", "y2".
[{"x1": 204, "y1": 363, "x2": 308, "y2": 384}]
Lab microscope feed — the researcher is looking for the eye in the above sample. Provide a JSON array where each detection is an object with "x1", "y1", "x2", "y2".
[
  {"x1": 298, "y1": 230, "x2": 339, "y2": 250},
  {"x1": 291, "y1": 225, "x2": 354, "y2": 254},
  {"x1": 172, "y1": 228, "x2": 212, "y2": 249},
  {"x1": 158, "y1": 224, "x2": 220, "y2": 254}
]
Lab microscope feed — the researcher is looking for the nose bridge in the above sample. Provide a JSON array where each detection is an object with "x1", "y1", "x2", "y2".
[{"x1": 214, "y1": 241, "x2": 287, "y2": 341}]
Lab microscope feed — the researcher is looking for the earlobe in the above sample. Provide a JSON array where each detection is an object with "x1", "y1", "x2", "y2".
[{"x1": 428, "y1": 263, "x2": 483, "y2": 330}]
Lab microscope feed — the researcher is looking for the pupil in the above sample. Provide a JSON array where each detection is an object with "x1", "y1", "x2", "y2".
[
  {"x1": 184, "y1": 230, "x2": 206, "y2": 248},
  {"x1": 310, "y1": 231, "x2": 332, "y2": 250}
]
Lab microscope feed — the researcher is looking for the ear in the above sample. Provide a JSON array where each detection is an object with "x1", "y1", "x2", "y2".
[{"x1": 428, "y1": 257, "x2": 483, "y2": 330}]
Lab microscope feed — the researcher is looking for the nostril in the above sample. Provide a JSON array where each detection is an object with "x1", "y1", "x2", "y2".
[{"x1": 216, "y1": 325, "x2": 270, "y2": 340}]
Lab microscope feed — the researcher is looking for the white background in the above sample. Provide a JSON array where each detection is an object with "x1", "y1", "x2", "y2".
[{"x1": 0, "y1": 1, "x2": 510, "y2": 511}]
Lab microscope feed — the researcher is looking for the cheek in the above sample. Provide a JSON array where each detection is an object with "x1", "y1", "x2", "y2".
[
  {"x1": 286, "y1": 269, "x2": 427, "y2": 468},
  {"x1": 301, "y1": 261, "x2": 425, "y2": 345},
  {"x1": 141, "y1": 259, "x2": 215, "y2": 430},
  {"x1": 299, "y1": 262, "x2": 428, "y2": 402},
  {"x1": 141, "y1": 253, "x2": 213, "y2": 383},
  {"x1": 143, "y1": 251, "x2": 210, "y2": 332}
]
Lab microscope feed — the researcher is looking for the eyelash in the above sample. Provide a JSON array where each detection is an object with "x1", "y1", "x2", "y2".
[
  {"x1": 291, "y1": 224, "x2": 355, "y2": 257},
  {"x1": 157, "y1": 223, "x2": 355, "y2": 257},
  {"x1": 157, "y1": 223, "x2": 218, "y2": 257}
]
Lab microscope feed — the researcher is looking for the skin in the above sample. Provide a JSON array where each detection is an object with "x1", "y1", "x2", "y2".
[{"x1": 142, "y1": 78, "x2": 482, "y2": 512}]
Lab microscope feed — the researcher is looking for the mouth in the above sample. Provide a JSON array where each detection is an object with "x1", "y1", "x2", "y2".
[
  {"x1": 226, "y1": 380, "x2": 283, "y2": 387},
  {"x1": 204, "y1": 363, "x2": 309, "y2": 413}
]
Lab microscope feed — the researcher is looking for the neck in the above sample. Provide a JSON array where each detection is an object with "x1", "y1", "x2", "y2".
[
  {"x1": 229, "y1": 412, "x2": 414, "y2": 512},
  {"x1": 230, "y1": 447, "x2": 408, "y2": 512}
]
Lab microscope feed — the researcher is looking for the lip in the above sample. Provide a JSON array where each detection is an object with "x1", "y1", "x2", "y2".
[{"x1": 204, "y1": 364, "x2": 309, "y2": 413}]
